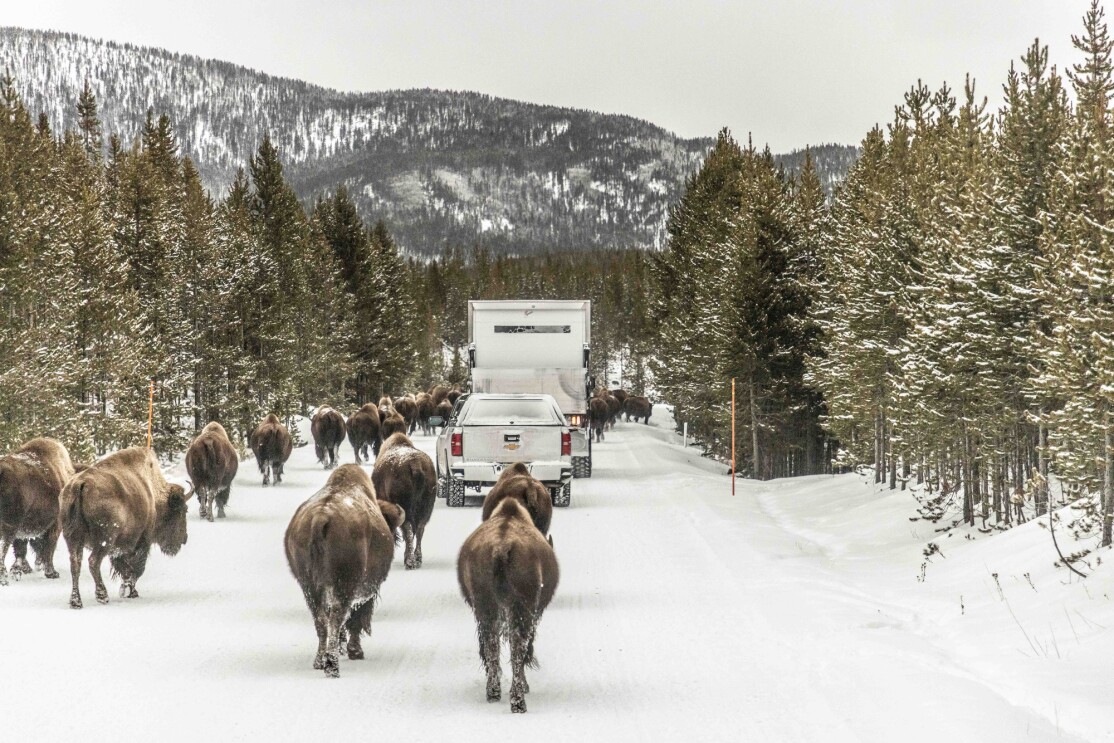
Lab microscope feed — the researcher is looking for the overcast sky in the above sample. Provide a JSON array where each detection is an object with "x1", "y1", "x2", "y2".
[{"x1": 2, "y1": 0, "x2": 1086, "y2": 152}]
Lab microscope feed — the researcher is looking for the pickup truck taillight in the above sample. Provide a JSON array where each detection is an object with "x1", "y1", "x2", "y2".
[
  {"x1": 561, "y1": 430, "x2": 571, "y2": 456},
  {"x1": 451, "y1": 432, "x2": 463, "y2": 457}
]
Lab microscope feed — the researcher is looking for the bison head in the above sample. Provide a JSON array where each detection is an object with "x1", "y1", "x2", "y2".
[
  {"x1": 378, "y1": 500, "x2": 406, "y2": 543},
  {"x1": 156, "y1": 483, "x2": 192, "y2": 556}
]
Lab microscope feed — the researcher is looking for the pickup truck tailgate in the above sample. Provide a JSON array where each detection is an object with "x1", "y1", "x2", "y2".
[{"x1": 467, "y1": 426, "x2": 561, "y2": 463}]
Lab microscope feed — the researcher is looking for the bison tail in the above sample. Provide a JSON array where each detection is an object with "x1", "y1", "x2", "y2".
[
  {"x1": 491, "y1": 542, "x2": 513, "y2": 594},
  {"x1": 62, "y1": 480, "x2": 88, "y2": 542}
]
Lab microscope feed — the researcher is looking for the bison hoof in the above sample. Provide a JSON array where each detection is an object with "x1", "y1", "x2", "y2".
[
  {"x1": 44, "y1": 568, "x2": 59, "y2": 579},
  {"x1": 70, "y1": 594, "x2": 83, "y2": 609},
  {"x1": 206, "y1": 512, "x2": 215, "y2": 523},
  {"x1": 217, "y1": 508, "x2": 226, "y2": 519},
  {"x1": 313, "y1": 654, "x2": 325, "y2": 670},
  {"x1": 347, "y1": 646, "x2": 364, "y2": 660},
  {"x1": 323, "y1": 654, "x2": 340, "y2": 678},
  {"x1": 0, "y1": 574, "x2": 7, "y2": 587},
  {"x1": 487, "y1": 682, "x2": 501, "y2": 702},
  {"x1": 95, "y1": 588, "x2": 109, "y2": 604},
  {"x1": 511, "y1": 697, "x2": 526, "y2": 713}
]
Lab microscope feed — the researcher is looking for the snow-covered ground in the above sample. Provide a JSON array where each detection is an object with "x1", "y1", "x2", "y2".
[{"x1": 3, "y1": 407, "x2": 1112, "y2": 741}]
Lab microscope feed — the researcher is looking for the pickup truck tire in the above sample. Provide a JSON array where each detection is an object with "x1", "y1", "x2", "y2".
[
  {"x1": 445, "y1": 478, "x2": 466, "y2": 507},
  {"x1": 550, "y1": 482, "x2": 571, "y2": 508},
  {"x1": 572, "y1": 437, "x2": 592, "y2": 478}
]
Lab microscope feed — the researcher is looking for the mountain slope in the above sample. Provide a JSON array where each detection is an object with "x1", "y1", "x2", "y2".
[{"x1": 0, "y1": 28, "x2": 857, "y2": 255}]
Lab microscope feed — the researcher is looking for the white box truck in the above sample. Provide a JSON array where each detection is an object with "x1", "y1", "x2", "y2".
[{"x1": 468, "y1": 299, "x2": 594, "y2": 477}]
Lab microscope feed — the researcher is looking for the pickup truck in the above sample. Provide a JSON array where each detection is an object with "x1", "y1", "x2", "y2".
[{"x1": 434, "y1": 392, "x2": 573, "y2": 508}]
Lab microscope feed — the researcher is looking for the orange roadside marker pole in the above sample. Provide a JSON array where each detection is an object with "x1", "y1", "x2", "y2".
[
  {"x1": 731, "y1": 377, "x2": 736, "y2": 496},
  {"x1": 147, "y1": 379, "x2": 154, "y2": 449}
]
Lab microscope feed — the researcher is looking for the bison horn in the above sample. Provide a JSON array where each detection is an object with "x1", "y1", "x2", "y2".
[{"x1": 184, "y1": 481, "x2": 195, "y2": 501}]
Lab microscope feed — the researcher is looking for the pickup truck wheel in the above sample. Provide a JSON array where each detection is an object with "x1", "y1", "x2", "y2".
[
  {"x1": 571, "y1": 454, "x2": 592, "y2": 478},
  {"x1": 447, "y1": 479, "x2": 466, "y2": 507},
  {"x1": 437, "y1": 476, "x2": 448, "y2": 499},
  {"x1": 551, "y1": 482, "x2": 571, "y2": 508}
]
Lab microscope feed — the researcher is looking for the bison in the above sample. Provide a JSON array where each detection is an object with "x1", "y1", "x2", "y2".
[
  {"x1": 0, "y1": 438, "x2": 76, "y2": 586},
  {"x1": 380, "y1": 409, "x2": 407, "y2": 441},
  {"x1": 284, "y1": 464, "x2": 405, "y2": 677},
  {"x1": 185, "y1": 422, "x2": 239, "y2": 522},
  {"x1": 434, "y1": 399, "x2": 453, "y2": 429},
  {"x1": 610, "y1": 388, "x2": 629, "y2": 405},
  {"x1": 393, "y1": 395, "x2": 418, "y2": 435},
  {"x1": 250, "y1": 414, "x2": 293, "y2": 486},
  {"x1": 415, "y1": 392, "x2": 435, "y2": 436},
  {"x1": 624, "y1": 396, "x2": 653, "y2": 424},
  {"x1": 429, "y1": 384, "x2": 450, "y2": 406},
  {"x1": 458, "y1": 498, "x2": 559, "y2": 713},
  {"x1": 589, "y1": 397, "x2": 610, "y2": 443},
  {"x1": 481, "y1": 463, "x2": 552, "y2": 537},
  {"x1": 601, "y1": 392, "x2": 622, "y2": 429},
  {"x1": 311, "y1": 406, "x2": 347, "y2": 469},
  {"x1": 447, "y1": 387, "x2": 462, "y2": 406},
  {"x1": 347, "y1": 403, "x2": 382, "y2": 464},
  {"x1": 373, "y1": 432, "x2": 436, "y2": 570},
  {"x1": 61, "y1": 447, "x2": 191, "y2": 609}
]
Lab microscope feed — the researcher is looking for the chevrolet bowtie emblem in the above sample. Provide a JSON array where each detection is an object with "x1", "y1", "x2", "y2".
[{"x1": 504, "y1": 443, "x2": 520, "y2": 451}]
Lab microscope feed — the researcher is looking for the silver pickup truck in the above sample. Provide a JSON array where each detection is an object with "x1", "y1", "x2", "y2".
[{"x1": 434, "y1": 393, "x2": 573, "y2": 508}]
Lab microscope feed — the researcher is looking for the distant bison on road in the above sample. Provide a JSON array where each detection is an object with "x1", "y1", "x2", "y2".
[
  {"x1": 373, "y1": 433, "x2": 436, "y2": 570},
  {"x1": 284, "y1": 464, "x2": 404, "y2": 677},
  {"x1": 185, "y1": 422, "x2": 238, "y2": 521},
  {"x1": 481, "y1": 462, "x2": 552, "y2": 537},
  {"x1": 312, "y1": 407, "x2": 347, "y2": 469},
  {"x1": 624, "y1": 396, "x2": 653, "y2": 424},
  {"x1": 61, "y1": 447, "x2": 191, "y2": 609},
  {"x1": 347, "y1": 404, "x2": 382, "y2": 464},
  {"x1": 251, "y1": 414, "x2": 293, "y2": 486}
]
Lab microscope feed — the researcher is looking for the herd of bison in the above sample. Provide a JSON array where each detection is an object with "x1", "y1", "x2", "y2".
[{"x1": 0, "y1": 383, "x2": 651, "y2": 713}]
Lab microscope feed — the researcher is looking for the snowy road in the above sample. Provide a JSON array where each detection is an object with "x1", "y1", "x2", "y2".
[{"x1": 2, "y1": 408, "x2": 1105, "y2": 741}]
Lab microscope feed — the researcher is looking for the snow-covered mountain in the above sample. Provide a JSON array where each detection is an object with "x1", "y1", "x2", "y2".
[{"x1": 0, "y1": 28, "x2": 857, "y2": 255}]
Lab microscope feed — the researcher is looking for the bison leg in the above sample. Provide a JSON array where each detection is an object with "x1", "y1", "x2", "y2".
[
  {"x1": 88, "y1": 549, "x2": 109, "y2": 604},
  {"x1": 413, "y1": 522, "x2": 426, "y2": 569},
  {"x1": 476, "y1": 612, "x2": 502, "y2": 703},
  {"x1": 262, "y1": 461, "x2": 272, "y2": 487},
  {"x1": 509, "y1": 611, "x2": 535, "y2": 713},
  {"x1": 32, "y1": 523, "x2": 61, "y2": 579},
  {"x1": 345, "y1": 600, "x2": 375, "y2": 660},
  {"x1": 0, "y1": 535, "x2": 11, "y2": 586},
  {"x1": 205, "y1": 492, "x2": 216, "y2": 523},
  {"x1": 319, "y1": 589, "x2": 344, "y2": 678},
  {"x1": 216, "y1": 486, "x2": 230, "y2": 519},
  {"x1": 402, "y1": 522, "x2": 417, "y2": 570},
  {"x1": 275, "y1": 462, "x2": 284, "y2": 485},
  {"x1": 112, "y1": 545, "x2": 149, "y2": 599},
  {"x1": 68, "y1": 544, "x2": 84, "y2": 608},
  {"x1": 11, "y1": 539, "x2": 31, "y2": 578}
]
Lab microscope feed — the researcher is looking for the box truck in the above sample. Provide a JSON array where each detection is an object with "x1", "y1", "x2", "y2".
[{"x1": 467, "y1": 299, "x2": 593, "y2": 477}]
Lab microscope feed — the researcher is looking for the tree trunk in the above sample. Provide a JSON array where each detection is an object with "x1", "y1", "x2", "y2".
[
  {"x1": 1037, "y1": 413, "x2": 1049, "y2": 516},
  {"x1": 1103, "y1": 414, "x2": 1113, "y2": 548},
  {"x1": 749, "y1": 380, "x2": 761, "y2": 481}
]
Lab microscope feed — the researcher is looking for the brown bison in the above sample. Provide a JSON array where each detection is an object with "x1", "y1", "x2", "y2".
[
  {"x1": 458, "y1": 498, "x2": 559, "y2": 713},
  {"x1": 250, "y1": 414, "x2": 293, "y2": 486},
  {"x1": 0, "y1": 438, "x2": 76, "y2": 586},
  {"x1": 429, "y1": 384, "x2": 450, "y2": 406},
  {"x1": 447, "y1": 387, "x2": 462, "y2": 406},
  {"x1": 600, "y1": 392, "x2": 622, "y2": 429},
  {"x1": 380, "y1": 409, "x2": 407, "y2": 441},
  {"x1": 311, "y1": 406, "x2": 347, "y2": 469},
  {"x1": 393, "y1": 395, "x2": 418, "y2": 435},
  {"x1": 373, "y1": 432, "x2": 436, "y2": 570},
  {"x1": 589, "y1": 397, "x2": 610, "y2": 443},
  {"x1": 624, "y1": 396, "x2": 653, "y2": 424},
  {"x1": 61, "y1": 447, "x2": 191, "y2": 609},
  {"x1": 185, "y1": 422, "x2": 239, "y2": 522},
  {"x1": 481, "y1": 463, "x2": 552, "y2": 537},
  {"x1": 434, "y1": 399, "x2": 453, "y2": 429},
  {"x1": 610, "y1": 388, "x2": 629, "y2": 405},
  {"x1": 284, "y1": 464, "x2": 405, "y2": 677},
  {"x1": 347, "y1": 403, "x2": 382, "y2": 464},
  {"x1": 415, "y1": 392, "x2": 436, "y2": 436}
]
